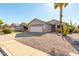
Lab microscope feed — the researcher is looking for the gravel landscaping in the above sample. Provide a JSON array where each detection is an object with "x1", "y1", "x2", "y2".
[{"x1": 16, "y1": 33, "x2": 79, "y2": 56}]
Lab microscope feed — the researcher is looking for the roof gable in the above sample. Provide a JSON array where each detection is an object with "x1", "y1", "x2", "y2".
[
  {"x1": 29, "y1": 18, "x2": 48, "y2": 26},
  {"x1": 48, "y1": 19, "x2": 67, "y2": 25}
]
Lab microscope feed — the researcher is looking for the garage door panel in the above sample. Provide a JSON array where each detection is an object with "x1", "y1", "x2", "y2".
[{"x1": 30, "y1": 26, "x2": 42, "y2": 32}]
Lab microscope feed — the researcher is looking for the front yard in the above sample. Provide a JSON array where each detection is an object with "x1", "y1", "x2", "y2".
[{"x1": 16, "y1": 33, "x2": 79, "y2": 56}]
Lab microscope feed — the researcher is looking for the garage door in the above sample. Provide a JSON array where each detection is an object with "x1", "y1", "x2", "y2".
[{"x1": 30, "y1": 26, "x2": 43, "y2": 32}]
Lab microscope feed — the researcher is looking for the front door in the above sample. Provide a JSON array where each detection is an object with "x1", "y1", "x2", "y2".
[{"x1": 51, "y1": 25, "x2": 55, "y2": 32}]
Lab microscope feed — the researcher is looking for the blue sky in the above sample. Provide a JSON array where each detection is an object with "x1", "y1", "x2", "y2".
[{"x1": 0, "y1": 3, "x2": 79, "y2": 25}]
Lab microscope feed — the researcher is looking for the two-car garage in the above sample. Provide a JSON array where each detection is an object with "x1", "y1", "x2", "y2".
[{"x1": 30, "y1": 26, "x2": 43, "y2": 32}]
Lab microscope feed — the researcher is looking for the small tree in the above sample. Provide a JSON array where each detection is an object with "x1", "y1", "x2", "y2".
[
  {"x1": 63, "y1": 24, "x2": 70, "y2": 36},
  {"x1": 63, "y1": 20, "x2": 76, "y2": 36},
  {"x1": 20, "y1": 22, "x2": 28, "y2": 32},
  {"x1": 3, "y1": 24, "x2": 12, "y2": 34},
  {"x1": 0, "y1": 19, "x2": 4, "y2": 28},
  {"x1": 69, "y1": 20, "x2": 75, "y2": 33},
  {"x1": 20, "y1": 22, "x2": 27, "y2": 26},
  {"x1": 0, "y1": 19, "x2": 4, "y2": 30},
  {"x1": 0, "y1": 19, "x2": 4, "y2": 25},
  {"x1": 3, "y1": 24, "x2": 9, "y2": 29}
]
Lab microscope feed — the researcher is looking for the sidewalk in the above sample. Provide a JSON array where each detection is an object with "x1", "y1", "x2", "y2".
[{"x1": 0, "y1": 34, "x2": 49, "y2": 56}]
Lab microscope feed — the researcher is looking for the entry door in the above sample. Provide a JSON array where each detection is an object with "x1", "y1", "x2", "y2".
[{"x1": 51, "y1": 25, "x2": 55, "y2": 32}]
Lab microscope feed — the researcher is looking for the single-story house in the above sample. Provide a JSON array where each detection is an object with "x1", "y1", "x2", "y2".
[
  {"x1": 28, "y1": 18, "x2": 66, "y2": 32},
  {"x1": 9, "y1": 23, "x2": 16, "y2": 31},
  {"x1": 10, "y1": 23, "x2": 25, "y2": 32},
  {"x1": 15, "y1": 26, "x2": 24, "y2": 32},
  {"x1": 28, "y1": 18, "x2": 51, "y2": 32}
]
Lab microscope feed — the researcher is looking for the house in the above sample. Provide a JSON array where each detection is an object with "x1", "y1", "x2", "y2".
[
  {"x1": 10, "y1": 23, "x2": 24, "y2": 32},
  {"x1": 28, "y1": 18, "x2": 66, "y2": 32},
  {"x1": 0, "y1": 25, "x2": 3, "y2": 29},
  {"x1": 15, "y1": 26, "x2": 24, "y2": 32},
  {"x1": 28, "y1": 18, "x2": 51, "y2": 32},
  {"x1": 9, "y1": 23, "x2": 16, "y2": 31}
]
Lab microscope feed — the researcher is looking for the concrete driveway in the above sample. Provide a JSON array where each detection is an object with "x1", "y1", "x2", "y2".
[
  {"x1": 0, "y1": 34, "x2": 49, "y2": 56},
  {"x1": 16, "y1": 32, "x2": 46, "y2": 38}
]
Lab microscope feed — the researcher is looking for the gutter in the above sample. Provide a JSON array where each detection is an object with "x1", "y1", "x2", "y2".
[{"x1": 0, "y1": 45, "x2": 12, "y2": 56}]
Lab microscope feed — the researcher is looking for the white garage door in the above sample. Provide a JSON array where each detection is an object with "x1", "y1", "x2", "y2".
[{"x1": 30, "y1": 26, "x2": 43, "y2": 32}]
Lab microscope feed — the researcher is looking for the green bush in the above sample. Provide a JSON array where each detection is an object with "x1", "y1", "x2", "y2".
[
  {"x1": 73, "y1": 28, "x2": 79, "y2": 33},
  {"x1": 0, "y1": 29, "x2": 2, "y2": 32},
  {"x1": 25, "y1": 29, "x2": 28, "y2": 32},
  {"x1": 2, "y1": 28, "x2": 12, "y2": 34},
  {"x1": 69, "y1": 26, "x2": 75, "y2": 33}
]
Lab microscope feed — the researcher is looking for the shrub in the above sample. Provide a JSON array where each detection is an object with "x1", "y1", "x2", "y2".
[
  {"x1": 73, "y1": 29, "x2": 79, "y2": 33},
  {"x1": 69, "y1": 26, "x2": 75, "y2": 33},
  {"x1": 15, "y1": 30, "x2": 25, "y2": 32},
  {"x1": 2, "y1": 28, "x2": 12, "y2": 34},
  {"x1": 25, "y1": 29, "x2": 28, "y2": 32},
  {"x1": 0, "y1": 29, "x2": 2, "y2": 32},
  {"x1": 63, "y1": 24, "x2": 70, "y2": 36},
  {"x1": 57, "y1": 28, "x2": 61, "y2": 33},
  {"x1": 0, "y1": 19, "x2": 4, "y2": 25},
  {"x1": 73, "y1": 27, "x2": 79, "y2": 33}
]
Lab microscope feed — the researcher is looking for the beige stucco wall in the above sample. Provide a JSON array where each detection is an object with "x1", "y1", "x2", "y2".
[
  {"x1": 43, "y1": 24, "x2": 51, "y2": 32},
  {"x1": 49, "y1": 20, "x2": 66, "y2": 32}
]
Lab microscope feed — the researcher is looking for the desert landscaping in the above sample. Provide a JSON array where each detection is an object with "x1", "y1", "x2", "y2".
[
  {"x1": 0, "y1": 3, "x2": 79, "y2": 56},
  {"x1": 16, "y1": 33, "x2": 79, "y2": 56}
]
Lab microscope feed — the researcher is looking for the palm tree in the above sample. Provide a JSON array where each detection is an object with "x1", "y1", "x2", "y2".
[{"x1": 54, "y1": 3, "x2": 68, "y2": 38}]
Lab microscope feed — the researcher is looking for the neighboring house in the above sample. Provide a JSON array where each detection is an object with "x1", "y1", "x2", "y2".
[
  {"x1": 10, "y1": 23, "x2": 24, "y2": 32},
  {"x1": 28, "y1": 18, "x2": 51, "y2": 32},
  {"x1": 28, "y1": 18, "x2": 66, "y2": 32},
  {"x1": 10, "y1": 23, "x2": 16, "y2": 31},
  {"x1": 0, "y1": 25, "x2": 3, "y2": 29},
  {"x1": 15, "y1": 26, "x2": 24, "y2": 31}
]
